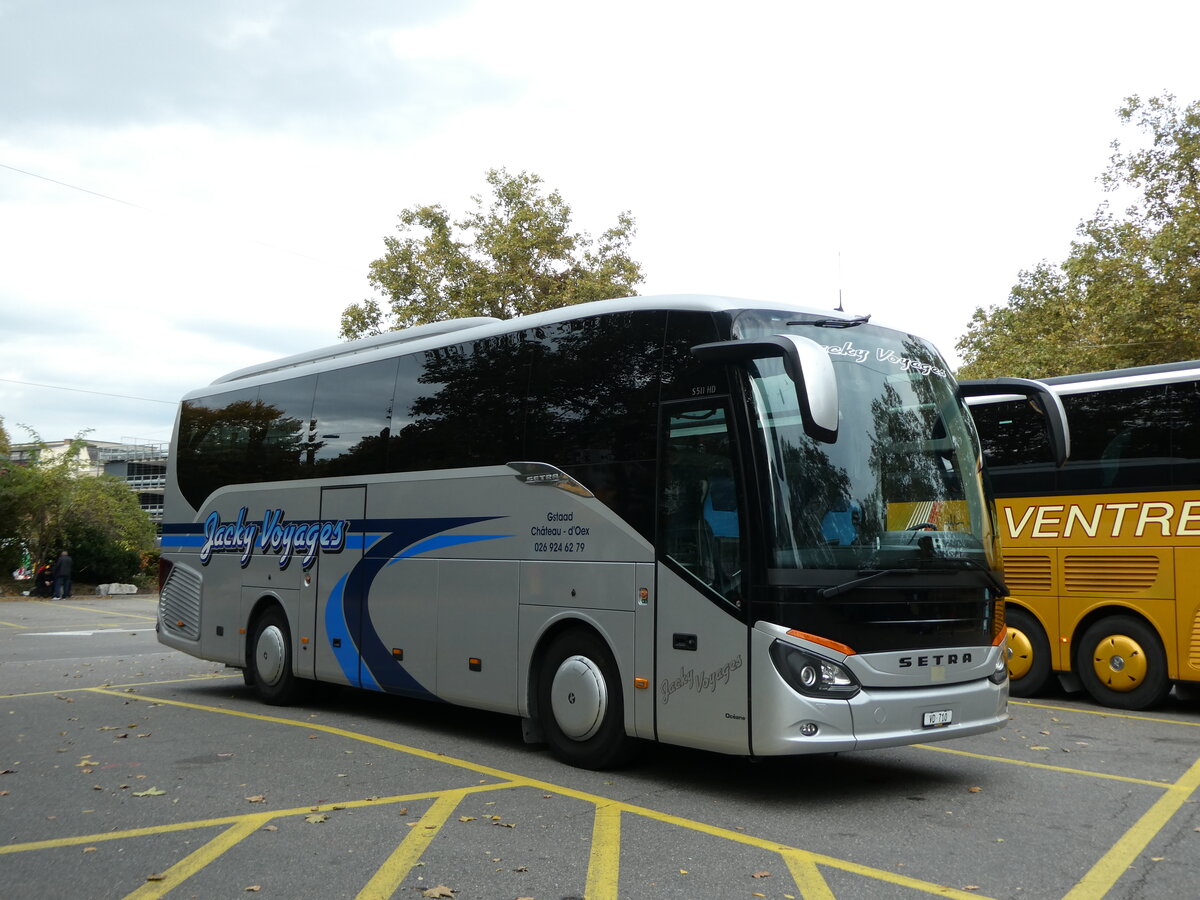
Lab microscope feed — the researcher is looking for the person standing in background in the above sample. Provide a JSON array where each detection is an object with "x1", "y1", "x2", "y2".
[{"x1": 52, "y1": 550, "x2": 73, "y2": 600}]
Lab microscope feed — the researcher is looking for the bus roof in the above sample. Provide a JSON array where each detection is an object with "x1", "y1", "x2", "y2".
[
  {"x1": 195, "y1": 294, "x2": 876, "y2": 395},
  {"x1": 1042, "y1": 359, "x2": 1200, "y2": 395}
]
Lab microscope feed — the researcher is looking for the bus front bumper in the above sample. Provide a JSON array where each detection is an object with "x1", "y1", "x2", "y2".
[{"x1": 751, "y1": 674, "x2": 1009, "y2": 756}]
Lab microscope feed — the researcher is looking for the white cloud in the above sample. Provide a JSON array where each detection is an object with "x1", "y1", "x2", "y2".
[{"x1": 2, "y1": 0, "x2": 1200, "y2": 444}]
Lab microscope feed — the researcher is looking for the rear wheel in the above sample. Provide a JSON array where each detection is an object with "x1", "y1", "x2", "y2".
[
  {"x1": 537, "y1": 629, "x2": 637, "y2": 770},
  {"x1": 249, "y1": 607, "x2": 306, "y2": 705},
  {"x1": 1006, "y1": 607, "x2": 1051, "y2": 697},
  {"x1": 1076, "y1": 615, "x2": 1170, "y2": 710}
]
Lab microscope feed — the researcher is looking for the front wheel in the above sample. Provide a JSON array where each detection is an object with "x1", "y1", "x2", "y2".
[
  {"x1": 537, "y1": 629, "x2": 637, "y2": 770},
  {"x1": 1006, "y1": 607, "x2": 1051, "y2": 697},
  {"x1": 1076, "y1": 615, "x2": 1170, "y2": 710},
  {"x1": 249, "y1": 607, "x2": 307, "y2": 705}
]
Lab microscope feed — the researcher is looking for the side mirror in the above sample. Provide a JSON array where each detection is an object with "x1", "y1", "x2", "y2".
[
  {"x1": 691, "y1": 334, "x2": 839, "y2": 442},
  {"x1": 959, "y1": 377, "x2": 1071, "y2": 466}
]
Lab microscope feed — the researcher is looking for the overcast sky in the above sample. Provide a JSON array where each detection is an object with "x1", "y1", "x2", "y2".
[{"x1": 3, "y1": 1, "x2": 1200, "y2": 445}]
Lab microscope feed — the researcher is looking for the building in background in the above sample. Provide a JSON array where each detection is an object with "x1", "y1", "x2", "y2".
[{"x1": 7, "y1": 439, "x2": 168, "y2": 527}]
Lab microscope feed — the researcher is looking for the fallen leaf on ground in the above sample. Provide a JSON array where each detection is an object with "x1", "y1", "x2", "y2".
[
  {"x1": 752, "y1": 871, "x2": 771, "y2": 878},
  {"x1": 244, "y1": 886, "x2": 261, "y2": 892},
  {"x1": 305, "y1": 814, "x2": 329, "y2": 824},
  {"x1": 262, "y1": 825, "x2": 278, "y2": 832},
  {"x1": 422, "y1": 886, "x2": 455, "y2": 898},
  {"x1": 132, "y1": 787, "x2": 165, "y2": 797},
  {"x1": 245, "y1": 795, "x2": 266, "y2": 803},
  {"x1": 968, "y1": 786, "x2": 983, "y2": 793},
  {"x1": 146, "y1": 874, "x2": 165, "y2": 882},
  {"x1": 458, "y1": 816, "x2": 476, "y2": 822}
]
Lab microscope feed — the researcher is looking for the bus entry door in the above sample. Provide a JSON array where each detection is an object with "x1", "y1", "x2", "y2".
[
  {"x1": 655, "y1": 401, "x2": 750, "y2": 755},
  {"x1": 311, "y1": 485, "x2": 366, "y2": 687}
]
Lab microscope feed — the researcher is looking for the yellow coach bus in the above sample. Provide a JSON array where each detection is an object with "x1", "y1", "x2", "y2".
[{"x1": 967, "y1": 361, "x2": 1200, "y2": 709}]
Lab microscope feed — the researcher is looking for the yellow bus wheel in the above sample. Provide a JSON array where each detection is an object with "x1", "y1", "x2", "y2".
[
  {"x1": 1089, "y1": 634, "x2": 1148, "y2": 691},
  {"x1": 1005, "y1": 606, "x2": 1050, "y2": 697},
  {"x1": 1076, "y1": 615, "x2": 1170, "y2": 711}
]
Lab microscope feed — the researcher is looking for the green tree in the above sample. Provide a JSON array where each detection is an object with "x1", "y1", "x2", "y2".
[
  {"x1": 340, "y1": 168, "x2": 644, "y2": 338},
  {"x1": 0, "y1": 433, "x2": 157, "y2": 582},
  {"x1": 958, "y1": 93, "x2": 1200, "y2": 378}
]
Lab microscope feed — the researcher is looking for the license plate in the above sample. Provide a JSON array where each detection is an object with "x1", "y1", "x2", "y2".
[{"x1": 922, "y1": 709, "x2": 953, "y2": 728}]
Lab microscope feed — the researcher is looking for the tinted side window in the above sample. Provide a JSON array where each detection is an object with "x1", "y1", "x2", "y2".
[
  {"x1": 525, "y1": 311, "x2": 666, "y2": 540},
  {"x1": 1171, "y1": 381, "x2": 1200, "y2": 486},
  {"x1": 1059, "y1": 385, "x2": 1174, "y2": 491},
  {"x1": 177, "y1": 387, "x2": 262, "y2": 509},
  {"x1": 660, "y1": 310, "x2": 726, "y2": 402},
  {"x1": 390, "y1": 334, "x2": 530, "y2": 471},
  {"x1": 310, "y1": 359, "x2": 396, "y2": 477},
  {"x1": 257, "y1": 375, "x2": 317, "y2": 483},
  {"x1": 971, "y1": 398, "x2": 1057, "y2": 495}
]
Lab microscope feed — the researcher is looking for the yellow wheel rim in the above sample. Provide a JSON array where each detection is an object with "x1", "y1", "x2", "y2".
[
  {"x1": 1006, "y1": 626, "x2": 1035, "y2": 681},
  {"x1": 1091, "y1": 634, "x2": 1147, "y2": 693}
]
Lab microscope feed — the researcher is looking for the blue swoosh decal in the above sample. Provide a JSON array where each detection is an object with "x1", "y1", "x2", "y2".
[{"x1": 335, "y1": 517, "x2": 509, "y2": 699}]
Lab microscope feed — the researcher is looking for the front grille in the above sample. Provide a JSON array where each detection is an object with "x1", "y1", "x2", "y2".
[
  {"x1": 1003, "y1": 555, "x2": 1053, "y2": 593},
  {"x1": 758, "y1": 586, "x2": 995, "y2": 653},
  {"x1": 1063, "y1": 555, "x2": 1159, "y2": 593},
  {"x1": 160, "y1": 565, "x2": 202, "y2": 639}
]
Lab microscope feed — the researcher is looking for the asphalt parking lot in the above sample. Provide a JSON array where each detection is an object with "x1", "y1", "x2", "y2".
[{"x1": 2, "y1": 595, "x2": 1198, "y2": 900}]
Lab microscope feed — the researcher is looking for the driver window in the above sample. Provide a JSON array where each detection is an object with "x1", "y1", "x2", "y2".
[{"x1": 661, "y1": 403, "x2": 744, "y2": 607}]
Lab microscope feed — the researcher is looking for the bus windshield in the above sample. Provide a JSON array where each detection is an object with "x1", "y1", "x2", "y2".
[{"x1": 734, "y1": 312, "x2": 998, "y2": 574}]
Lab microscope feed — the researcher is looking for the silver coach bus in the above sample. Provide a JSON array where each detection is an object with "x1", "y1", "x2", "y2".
[{"x1": 159, "y1": 295, "x2": 1013, "y2": 768}]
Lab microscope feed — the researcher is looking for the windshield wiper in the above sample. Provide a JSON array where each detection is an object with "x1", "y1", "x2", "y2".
[
  {"x1": 817, "y1": 568, "x2": 920, "y2": 599},
  {"x1": 794, "y1": 314, "x2": 871, "y2": 329},
  {"x1": 816, "y1": 557, "x2": 1007, "y2": 599},
  {"x1": 923, "y1": 557, "x2": 1009, "y2": 595}
]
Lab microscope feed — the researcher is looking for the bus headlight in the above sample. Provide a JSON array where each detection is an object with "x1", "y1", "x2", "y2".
[
  {"x1": 988, "y1": 653, "x2": 1009, "y2": 685},
  {"x1": 769, "y1": 640, "x2": 860, "y2": 699}
]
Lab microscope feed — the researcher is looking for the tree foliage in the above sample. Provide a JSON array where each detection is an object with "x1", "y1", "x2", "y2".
[
  {"x1": 0, "y1": 432, "x2": 157, "y2": 583},
  {"x1": 958, "y1": 94, "x2": 1200, "y2": 378},
  {"x1": 340, "y1": 168, "x2": 644, "y2": 338}
]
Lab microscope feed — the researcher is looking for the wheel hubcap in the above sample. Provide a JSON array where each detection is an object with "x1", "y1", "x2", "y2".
[
  {"x1": 256, "y1": 624, "x2": 286, "y2": 686},
  {"x1": 1006, "y1": 627, "x2": 1035, "y2": 681},
  {"x1": 550, "y1": 654, "x2": 606, "y2": 741},
  {"x1": 1091, "y1": 634, "x2": 1146, "y2": 692}
]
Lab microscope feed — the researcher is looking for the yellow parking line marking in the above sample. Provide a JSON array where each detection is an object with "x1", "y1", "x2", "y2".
[
  {"x1": 355, "y1": 790, "x2": 468, "y2": 900},
  {"x1": 88, "y1": 687, "x2": 527, "y2": 782},
  {"x1": 28, "y1": 599, "x2": 156, "y2": 621},
  {"x1": 95, "y1": 687, "x2": 1004, "y2": 898},
  {"x1": 0, "y1": 787, "x2": 514, "y2": 856},
  {"x1": 1062, "y1": 756, "x2": 1200, "y2": 900},
  {"x1": 1011, "y1": 699, "x2": 1200, "y2": 728},
  {"x1": 0, "y1": 620, "x2": 30, "y2": 629},
  {"x1": 915, "y1": 743, "x2": 1171, "y2": 788},
  {"x1": 780, "y1": 850, "x2": 836, "y2": 900},
  {"x1": 121, "y1": 814, "x2": 272, "y2": 900},
  {"x1": 584, "y1": 803, "x2": 622, "y2": 900},
  {"x1": 0, "y1": 674, "x2": 239, "y2": 699}
]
